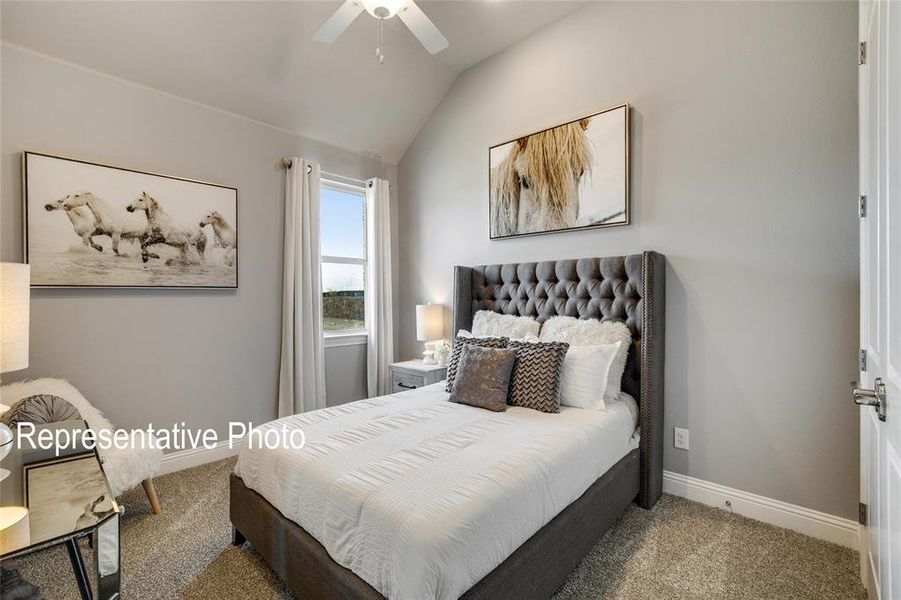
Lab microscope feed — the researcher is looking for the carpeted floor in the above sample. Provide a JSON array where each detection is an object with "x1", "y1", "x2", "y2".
[{"x1": 12, "y1": 458, "x2": 867, "y2": 599}]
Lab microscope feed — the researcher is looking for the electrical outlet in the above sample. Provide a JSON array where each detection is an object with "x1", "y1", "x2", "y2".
[{"x1": 674, "y1": 427, "x2": 690, "y2": 450}]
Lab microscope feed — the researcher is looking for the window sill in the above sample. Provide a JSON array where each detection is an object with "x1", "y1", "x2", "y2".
[{"x1": 324, "y1": 332, "x2": 368, "y2": 348}]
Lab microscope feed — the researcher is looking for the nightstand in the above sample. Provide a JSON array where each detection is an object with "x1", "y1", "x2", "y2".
[{"x1": 389, "y1": 360, "x2": 447, "y2": 393}]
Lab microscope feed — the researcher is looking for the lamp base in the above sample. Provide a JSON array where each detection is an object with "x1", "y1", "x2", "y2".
[
  {"x1": 421, "y1": 348, "x2": 437, "y2": 365},
  {"x1": 421, "y1": 340, "x2": 447, "y2": 366}
]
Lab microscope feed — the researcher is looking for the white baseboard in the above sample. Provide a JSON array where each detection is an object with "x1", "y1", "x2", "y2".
[
  {"x1": 158, "y1": 439, "x2": 240, "y2": 476},
  {"x1": 663, "y1": 470, "x2": 859, "y2": 550}
]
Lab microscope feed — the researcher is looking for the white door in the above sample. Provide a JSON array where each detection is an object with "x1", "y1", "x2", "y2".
[{"x1": 857, "y1": 1, "x2": 900, "y2": 598}]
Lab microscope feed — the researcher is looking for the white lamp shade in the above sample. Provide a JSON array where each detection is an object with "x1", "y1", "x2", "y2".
[
  {"x1": 0, "y1": 506, "x2": 31, "y2": 554},
  {"x1": 0, "y1": 263, "x2": 30, "y2": 373},
  {"x1": 415, "y1": 304, "x2": 443, "y2": 341}
]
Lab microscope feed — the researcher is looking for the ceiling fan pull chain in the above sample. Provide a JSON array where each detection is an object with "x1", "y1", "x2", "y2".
[{"x1": 376, "y1": 18, "x2": 385, "y2": 66}]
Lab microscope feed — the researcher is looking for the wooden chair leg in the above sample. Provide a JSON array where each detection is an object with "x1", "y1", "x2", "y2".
[{"x1": 142, "y1": 478, "x2": 161, "y2": 514}]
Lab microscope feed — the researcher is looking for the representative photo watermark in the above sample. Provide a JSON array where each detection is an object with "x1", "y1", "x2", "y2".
[{"x1": 12, "y1": 422, "x2": 306, "y2": 457}]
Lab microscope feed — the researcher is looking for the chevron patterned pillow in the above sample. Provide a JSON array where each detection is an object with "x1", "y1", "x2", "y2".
[
  {"x1": 445, "y1": 335, "x2": 509, "y2": 392},
  {"x1": 507, "y1": 340, "x2": 570, "y2": 413}
]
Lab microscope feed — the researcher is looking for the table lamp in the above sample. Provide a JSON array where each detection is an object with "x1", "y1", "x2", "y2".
[
  {"x1": 0, "y1": 263, "x2": 30, "y2": 483},
  {"x1": 415, "y1": 304, "x2": 443, "y2": 365},
  {"x1": 0, "y1": 507, "x2": 29, "y2": 553}
]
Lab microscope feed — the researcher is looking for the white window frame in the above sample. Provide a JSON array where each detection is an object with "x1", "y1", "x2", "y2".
[{"x1": 320, "y1": 177, "x2": 368, "y2": 348}]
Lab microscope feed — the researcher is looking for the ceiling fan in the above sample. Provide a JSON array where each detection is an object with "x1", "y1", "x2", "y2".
[{"x1": 314, "y1": 0, "x2": 449, "y2": 64}]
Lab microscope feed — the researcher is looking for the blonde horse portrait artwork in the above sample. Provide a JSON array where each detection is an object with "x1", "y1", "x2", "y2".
[
  {"x1": 24, "y1": 152, "x2": 237, "y2": 288},
  {"x1": 489, "y1": 104, "x2": 629, "y2": 239}
]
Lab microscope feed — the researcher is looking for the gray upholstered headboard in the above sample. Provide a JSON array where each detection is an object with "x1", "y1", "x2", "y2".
[{"x1": 452, "y1": 251, "x2": 665, "y2": 509}]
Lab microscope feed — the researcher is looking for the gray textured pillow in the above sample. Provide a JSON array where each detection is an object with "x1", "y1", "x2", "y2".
[
  {"x1": 507, "y1": 340, "x2": 570, "y2": 413},
  {"x1": 448, "y1": 345, "x2": 517, "y2": 412},
  {"x1": 445, "y1": 335, "x2": 509, "y2": 392},
  {"x1": 1, "y1": 394, "x2": 81, "y2": 427}
]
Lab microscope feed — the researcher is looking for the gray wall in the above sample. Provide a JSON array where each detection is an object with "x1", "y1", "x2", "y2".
[
  {"x1": 324, "y1": 343, "x2": 369, "y2": 407},
  {"x1": 397, "y1": 1, "x2": 859, "y2": 519},
  {"x1": 0, "y1": 47, "x2": 390, "y2": 437}
]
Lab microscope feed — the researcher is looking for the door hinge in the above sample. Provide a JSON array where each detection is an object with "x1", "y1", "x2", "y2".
[
  {"x1": 859, "y1": 502, "x2": 868, "y2": 526},
  {"x1": 859, "y1": 195, "x2": 867, "y2": 218},
  {"x1": 859, "y1": 349, "x2": 868, "y2": 372},
  {"x1": 859, "y1": 41, "x2": 867, "y2": 65}
]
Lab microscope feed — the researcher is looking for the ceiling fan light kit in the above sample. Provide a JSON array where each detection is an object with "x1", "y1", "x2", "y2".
[
  {"x1": 314, "y1": 0, "x2": 449, "y2": 65},
  {"x1": 361, "y1": 0, "x2": 408, "y2": 19}
]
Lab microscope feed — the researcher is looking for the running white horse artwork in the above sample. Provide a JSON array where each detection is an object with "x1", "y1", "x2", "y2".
[
  {"x1": 24, "y1": 151, "x2": 237, "y2": 287},
  {"x1": 127, "y1": 192, "x2": 208, "y2": 265},
  {"x1": 199, "y1": 211, "x2": 237, "y2": 267},
  {"x1": 61, "y1": 192, "x2": 146, "y2": 255},
  {"x1": 44, "y1": 196, "x2": 103, "y2": 252},
  {"x1": 489, "y1": 104, "x2": 630, "y2": 239}
]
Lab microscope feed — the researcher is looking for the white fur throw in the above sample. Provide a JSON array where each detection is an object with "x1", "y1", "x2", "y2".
[
  {"x1": 472, "y1": 310, "x2": 541, "y2": 339},
  {"x1": 0, "y1": 378, "x2": 162, "y2": 497},
  {"x1": 539, "y1": 317, "x2": 633, "y2": 400}
]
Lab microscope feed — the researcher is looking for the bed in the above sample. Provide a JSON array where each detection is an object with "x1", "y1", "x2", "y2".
[{"x1": 230, "y1": 251, "x2": 665, "y2": 600}]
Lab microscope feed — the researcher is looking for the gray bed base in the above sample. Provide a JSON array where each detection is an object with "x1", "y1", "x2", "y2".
[
  {"x1": 230, "y1": 251, "x2": 665, "y2": 599},
  {"x1": 230, "y1": 449, "x2": 638, "y2": 600}
]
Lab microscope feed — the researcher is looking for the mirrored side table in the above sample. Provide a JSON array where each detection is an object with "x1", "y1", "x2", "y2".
[{"x1": 0, "y1": 420, "x2": 121, "y2": 600}]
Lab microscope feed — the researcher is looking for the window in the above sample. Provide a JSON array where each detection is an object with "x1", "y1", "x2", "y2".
[{"x1": 320, "y1": 178, "x2": 367, "y2": 336}]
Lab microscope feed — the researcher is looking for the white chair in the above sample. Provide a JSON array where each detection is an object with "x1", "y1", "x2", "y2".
[{"x1": 0, "y1": 378, "x2": 163, "y2": 514}]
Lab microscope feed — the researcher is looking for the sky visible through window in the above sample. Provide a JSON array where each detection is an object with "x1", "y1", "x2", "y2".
[{"x1": 321, "y1": 186, "x2": 365, "y2": 292}]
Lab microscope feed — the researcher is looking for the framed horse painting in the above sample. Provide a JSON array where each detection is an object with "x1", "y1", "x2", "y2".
[
  {"x1": 22, "y1": 151, "x2": 238, "y2": 288},
  {"x1": 489, "y1": 103, "x2": 630, "y2": 239}
]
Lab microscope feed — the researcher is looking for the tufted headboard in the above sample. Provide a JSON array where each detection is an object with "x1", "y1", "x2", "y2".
[{"x1": 452, "y1": 251, "x2": 665, "y2": 509}]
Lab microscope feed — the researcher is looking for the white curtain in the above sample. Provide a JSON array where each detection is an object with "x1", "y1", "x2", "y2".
[
  {"x1": 366, "y1": 178, "x2": 394, "y2": 397},
  {"x1": 278, "y1": 158, "x2": 326, "y2": 416}
]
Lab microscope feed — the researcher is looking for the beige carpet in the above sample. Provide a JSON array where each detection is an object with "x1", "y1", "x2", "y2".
[{"x1": 13, "y1": 458, "x2": 866, "y2": 599}]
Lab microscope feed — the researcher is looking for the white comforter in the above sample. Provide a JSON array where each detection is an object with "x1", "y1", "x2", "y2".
[{"x1": 235, "y1": 383, "x2": 638, "y2": 600}]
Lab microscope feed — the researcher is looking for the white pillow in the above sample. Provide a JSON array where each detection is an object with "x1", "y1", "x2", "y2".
[
  {"x1": 471, "y1": 310, "x2": 540, "y2": 339},
  {"x1": 539, "y1": 316, "x2": 632, "y2": 400},
  {"x1": 559, "y1": 343, "x2": 621, "y2": 410}
]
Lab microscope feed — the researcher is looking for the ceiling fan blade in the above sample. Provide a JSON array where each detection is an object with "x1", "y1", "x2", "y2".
[
  {"x1": 313, "y1": 0, "x2": 364, "y2": 43},
  {"x1": 397, "y1": 1, "x2": 449, "y2": 54}
]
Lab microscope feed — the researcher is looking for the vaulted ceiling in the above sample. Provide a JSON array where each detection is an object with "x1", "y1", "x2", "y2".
[{"x1": 0, "y1": 1, "x2": 585, "y2": 163}]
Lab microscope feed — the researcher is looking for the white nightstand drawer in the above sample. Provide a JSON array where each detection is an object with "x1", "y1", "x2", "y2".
[
  {"x1": 392, "y1": 371, "x2": 426, "y2": 392},
  {"x1": 388, "y1": 360, "x2": 447, "y2": 394}
]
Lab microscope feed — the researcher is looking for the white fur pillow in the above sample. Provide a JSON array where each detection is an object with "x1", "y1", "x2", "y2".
[
  {"x1": 539, "y1": 316, "x2": 632, "y2": 400},
  {"x1": 458, "y1": 329, "x2": 539, "y2": 342},
  {"x1": 471, "y1": 310, "x2": 540, "y2": 339},
  {"x1": 559, "y1": 342, "x2": 621, "y2": 410}
]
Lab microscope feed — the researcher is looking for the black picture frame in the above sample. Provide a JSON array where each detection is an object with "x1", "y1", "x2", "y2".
[
  {"x1": 488, "y1": 103, "x2": 630, "y2": 240},
  {"x1": 22, "y1": 151, "x2": 239, "y2": 289}
]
